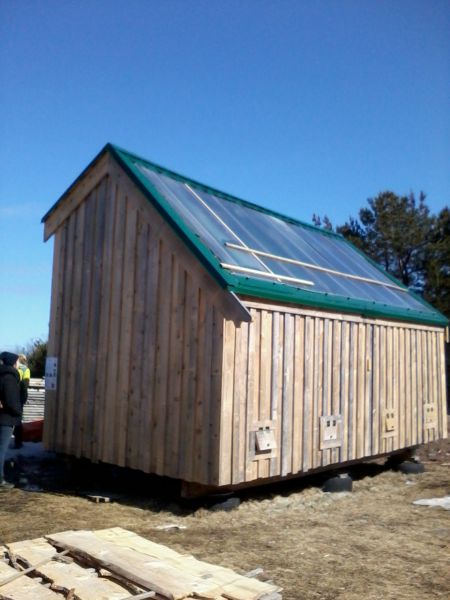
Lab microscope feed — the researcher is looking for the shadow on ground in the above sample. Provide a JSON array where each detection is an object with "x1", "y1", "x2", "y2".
[{"x1": 5, "y1": 441, "x2": 396, "y2": 514}]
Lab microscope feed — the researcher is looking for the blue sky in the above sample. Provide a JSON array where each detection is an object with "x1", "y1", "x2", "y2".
[{"x1": 1, "y1": 0, "x2": 449, "y2": 350}]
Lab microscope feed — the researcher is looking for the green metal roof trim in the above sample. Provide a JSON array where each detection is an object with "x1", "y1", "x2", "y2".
[
  {"x1": 108, "y1": 144, "x2": 342, "y2": 239},
  {"x1": 43, "y1": 144, "x2": 448, "y2": 327}
]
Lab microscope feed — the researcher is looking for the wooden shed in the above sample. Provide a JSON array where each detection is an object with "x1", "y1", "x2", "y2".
[{"x1": 42, "y1": 144, "x2": 448, "y2": 494}]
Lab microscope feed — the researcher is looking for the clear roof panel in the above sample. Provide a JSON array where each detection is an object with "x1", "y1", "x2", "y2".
[
  {"x1": 133, "y1": 161, "x2": 433, "y2": 315},
  {"x1": 136, "y1": 165, "x2": 265, "y2": 271}
]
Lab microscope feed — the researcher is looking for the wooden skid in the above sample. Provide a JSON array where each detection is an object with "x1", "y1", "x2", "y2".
[
  {"x1": 22, "y1": 378, "x2": 45, "y2": 423},
  {"x1": 1, "y1": 528, "x2": 281, "y2": 600}
]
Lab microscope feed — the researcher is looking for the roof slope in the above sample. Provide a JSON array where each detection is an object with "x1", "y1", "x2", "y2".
[{"x1": 43, "y1": 144, "x2": 448, "y2": 327}]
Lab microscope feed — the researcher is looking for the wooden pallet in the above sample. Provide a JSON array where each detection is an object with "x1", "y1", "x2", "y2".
[
  {"x1": 1, "y1": 528, "x2": 282, "y2": 600},
  {"x1": 23, "y1": 379, "x2": 45, "y2": 423}
]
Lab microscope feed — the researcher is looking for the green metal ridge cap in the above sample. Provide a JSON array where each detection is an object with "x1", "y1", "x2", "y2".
[
  {"x1": 108, "y1": 143, "x2": 343, "y2": 241},
  {"x1": 229, "y1": 277, "x2": 449, "y2": 327}
]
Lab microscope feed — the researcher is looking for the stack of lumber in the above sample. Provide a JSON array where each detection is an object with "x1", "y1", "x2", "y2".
[
  {"x1": 23, "y1": 378, "x2": 45, "y2": 423},
  {"x1": 0, "y1": 527, "x2": 282, "y2": 600}
]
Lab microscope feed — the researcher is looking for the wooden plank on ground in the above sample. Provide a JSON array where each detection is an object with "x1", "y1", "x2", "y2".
[
  {"x1": 7, "y1": 538, "x2": 56, "y2": 565},
  {"x1": 0, "y1": 561, "x2": 60, "y2": 599},
  {"x1": 94, "y1": 528, "x2": 281, "y2": 600},
  {"x1": 45, "y1": 529, "x2": 282, "y2": 600},
  {"x1": 46, "y1": 530, "x2": 197, "y2": 600},
  {"x1": 7, "y1": 538, "x2": 130, "y2": 600}
]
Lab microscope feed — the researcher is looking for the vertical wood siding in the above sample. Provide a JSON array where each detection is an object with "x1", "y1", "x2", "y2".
[
  {"x1": 44, "y1": 157, "x2": 447, "y2": 490},
  {"x1": 218, "y1": 301, "x2": 447, "y2": 486},
  {"x1": 43, "y1": 163, "x2": 242, "y2": 485}
]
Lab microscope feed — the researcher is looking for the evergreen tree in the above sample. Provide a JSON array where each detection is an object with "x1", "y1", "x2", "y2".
[
  {"x1": 25, "y1": 338, "x2": 47, "y2": 378},
  {"x1": 336, "y1": 191, "x2": 431, "y2": 290},
  {"x1": 312, "y1": 192, "x2": 449, "y2": 318},
  {"x1": 423, "y1": 207, "x2": 450, "y2": 318}
]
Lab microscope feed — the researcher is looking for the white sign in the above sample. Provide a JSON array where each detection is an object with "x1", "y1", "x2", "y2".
[{"x1": 45, "y1": 357, "x2": 58, "y2": 390}]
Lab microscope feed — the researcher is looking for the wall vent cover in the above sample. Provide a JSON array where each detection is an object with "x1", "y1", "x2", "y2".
[{"x1": 320, "y1": 415, "x2": 342, "y2": 449}]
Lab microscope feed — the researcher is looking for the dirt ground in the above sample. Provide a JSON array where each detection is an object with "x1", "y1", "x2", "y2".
[{"x1": 1, "y1": 427, "x2": 449, "y2": 600}]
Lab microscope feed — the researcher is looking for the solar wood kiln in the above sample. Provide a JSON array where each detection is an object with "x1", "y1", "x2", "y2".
[{"x1": 42, "y1": 144, "x2": 448, "y2": 493}]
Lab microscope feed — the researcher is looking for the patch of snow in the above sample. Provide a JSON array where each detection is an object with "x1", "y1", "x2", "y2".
[{"x1": 413, "y1": 496, "x2": 450, "y2": 510}]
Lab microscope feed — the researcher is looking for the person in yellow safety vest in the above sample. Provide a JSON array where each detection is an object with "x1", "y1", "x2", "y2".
[{"x1": 14, "y1": 354, "x2": 30, "y2": 449}]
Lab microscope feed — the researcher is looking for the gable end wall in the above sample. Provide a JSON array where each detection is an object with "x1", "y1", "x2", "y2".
[{"x1": 44, "y1": 157, "x2": 241, "y2": 485}]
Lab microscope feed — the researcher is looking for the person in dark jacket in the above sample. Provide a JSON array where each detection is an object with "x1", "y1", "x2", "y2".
[{"x1": 0, "y1": 351, "x2": 22, "y2": 488}]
